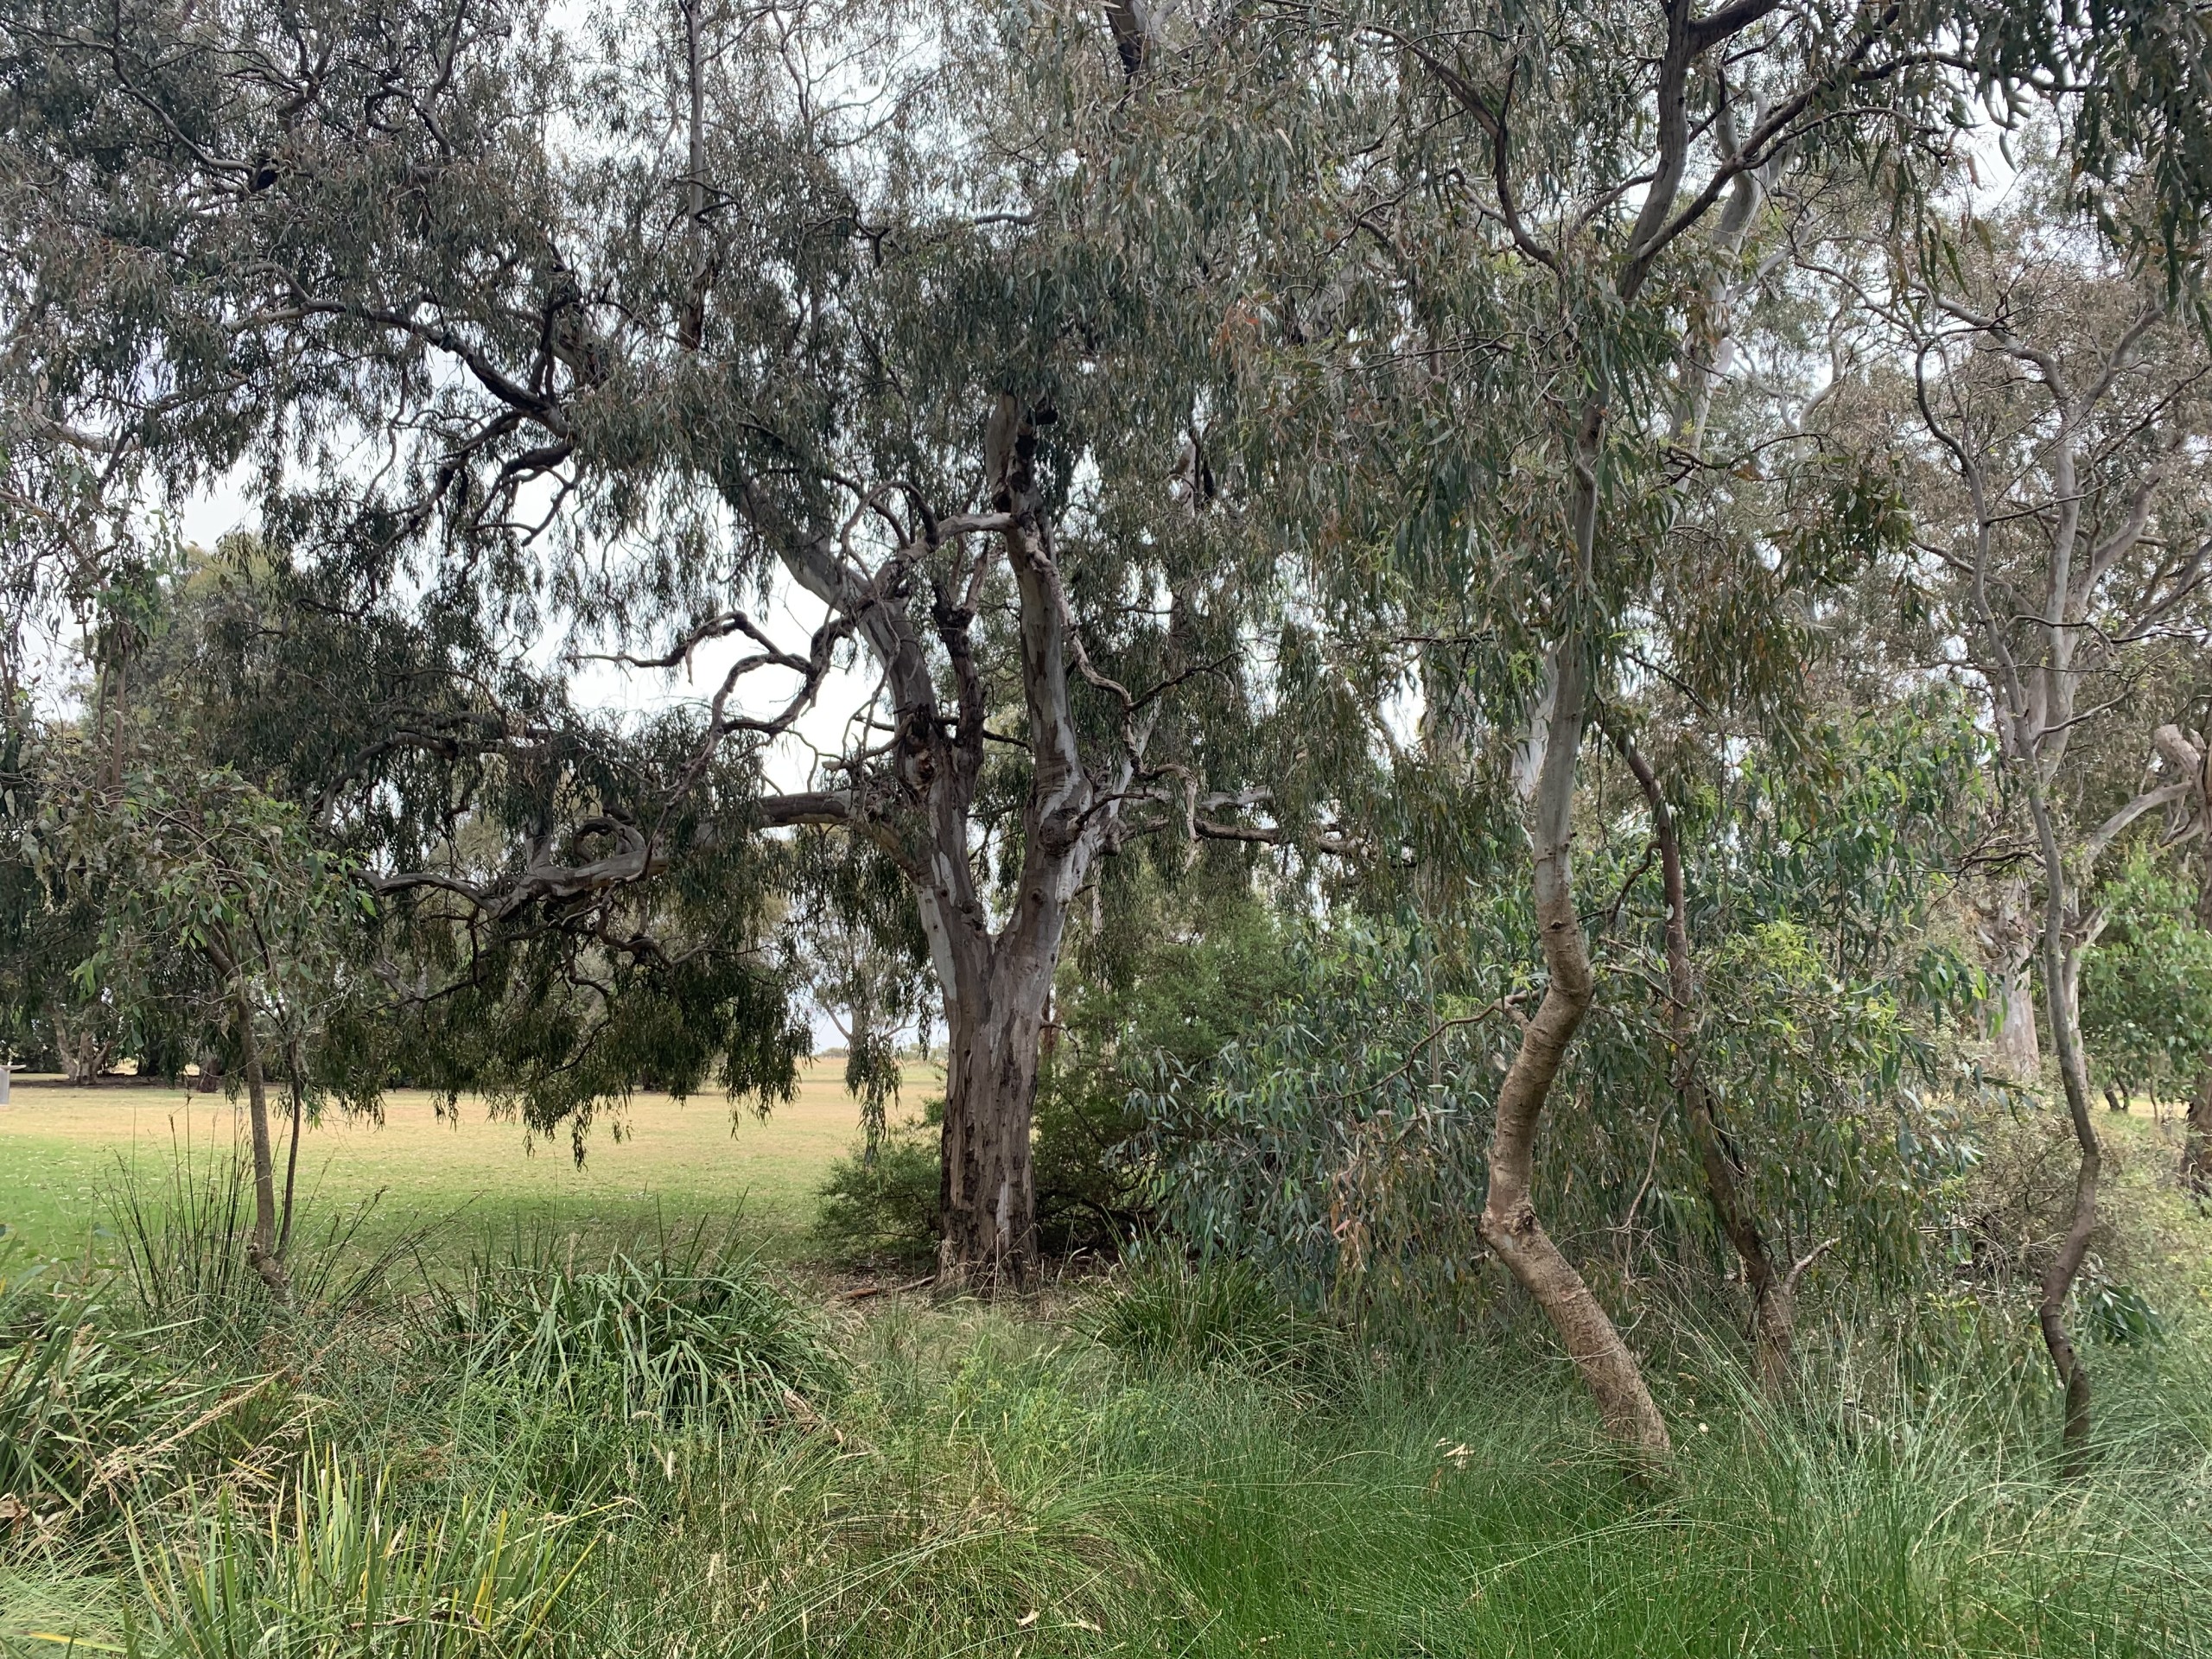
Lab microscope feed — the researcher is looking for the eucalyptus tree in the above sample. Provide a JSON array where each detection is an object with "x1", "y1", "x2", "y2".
[
  {"x1": 34, "y1": 675, "x2": 369, "y2": 1300},
  {"x1": 1191, "y1": 0, "x2": 2045, "y2": 1456},
  {"x1": 1154, "y1": 0, "x2": 2210, "y2": 1448},
  {"x1": 2138, "y1": 719, "x2": 2212, "y2": 1188},
  {"x1": 0, "y1": 0, "x2": 1311, "y2": 1282},
  {"x1": 1862, "y1": 181, "x2": 2212, "y2": 1465},
  {"x1": 2080, "y1": 842, "x2": 2212, "y2": 1122}
]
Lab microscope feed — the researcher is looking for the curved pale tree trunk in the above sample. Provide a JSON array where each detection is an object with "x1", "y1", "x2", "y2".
[{"x1": 1481, "y1": 648, "x2": 1670, "y2": 1462}]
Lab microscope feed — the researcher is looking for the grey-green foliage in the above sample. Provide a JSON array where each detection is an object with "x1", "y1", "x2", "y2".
[
  {"x1": 2082, "y1": 849, "x2": 2212, "y2": 1105},
  {"x1": 0, "y1": 0, "x2": 1324, "y2": 1183},
  {"x1": 1135, "y1": 918, "x2": 1497, "y2": 1318},
  {"x1": 1139, "y1": 702, "x2": 1990, "y2": 1325}
]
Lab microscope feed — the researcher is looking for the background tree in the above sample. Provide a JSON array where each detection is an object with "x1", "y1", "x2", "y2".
[
  {"x1": 1177, "y1": 0, "x2": 2048, "y2": 1455},
  {"x1": 42, "y1": 730, "x2": 368, "y2": 1299},
  {"x1": 0, "y1": 0, "x2": 1326, "y2": 1282},
  {"x1": 1847, "y1": 169, "x2": 2212, "y2": 1465}
]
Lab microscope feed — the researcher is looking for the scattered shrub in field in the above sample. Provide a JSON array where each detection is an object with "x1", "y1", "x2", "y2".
[
  {"x1": 119, "y1": 1454, "x2": 599, "y2": 1659},
  {"x1": 433, "y1": 1234, "x2": 844, "y2": 1427},
  {"x1": 811, "y1": 1131, "x2": 940, "y2": 1268}
]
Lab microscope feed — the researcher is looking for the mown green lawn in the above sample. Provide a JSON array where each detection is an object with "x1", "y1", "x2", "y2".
[{"x1": 0, "y1": 1059, "x2": 934, "y2": 1266}]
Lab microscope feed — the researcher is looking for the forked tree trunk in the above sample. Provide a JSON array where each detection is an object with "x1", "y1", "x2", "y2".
[
  {"x1": 1480, "y1": 651, "x2": 1670, "y2": 1462},
  {"x1": 1607, "y1": 724, "x2": 1792, "y2": 1391},
  {"x1": 921, "y1": 397, "x2": 1099, "y2": 1291}
]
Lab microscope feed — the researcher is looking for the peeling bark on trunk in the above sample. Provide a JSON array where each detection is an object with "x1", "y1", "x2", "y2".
[
  {"x1": 1992, "y1": 958, "x2": 2042, "y2": 1079},
  {"x1": 1607, "y1": 723, "x2": 1792, "y2": 1391},
  {"x1": 1482, "y1": 650, "x2": 1670, "y2": 1463},
  {"x1": 759, "y1": 394, "x2": 1115, "y2": 1293},
  {"x1": 937, "y1": 951, "x2": 1051, "y2": 1284},
  {"x1": 1977, "y1": 880, "x2": 2041, "y2": 1079}
]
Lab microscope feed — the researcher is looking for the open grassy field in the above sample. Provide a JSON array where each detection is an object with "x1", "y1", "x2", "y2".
[{"x1": 0, "y1": 1060, "x2": 936, "y2": 1264}]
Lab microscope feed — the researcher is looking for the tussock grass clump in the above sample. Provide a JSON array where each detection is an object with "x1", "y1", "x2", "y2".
[
  {"x1": 6, "y1": 1166, "x2": 2210, "y2": 1659},
  {"x1": 430, "y1": 1230, "x2": 844, "y2": 1428},
  {"x1": 122, "y1": 1454, "x2": 600, "y2": 1659},
  {"x1": 0, "y1": 1267, "x2": 175, "y2": 1533},
  {"x1": 1083, "y1": 1252, "x2": 1334, "y2": 1376},
  {"x1": 104, "y1": 1138, "x2": 410, "y2": 1344}
]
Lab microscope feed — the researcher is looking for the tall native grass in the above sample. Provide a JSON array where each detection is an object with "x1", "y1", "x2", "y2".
[
  {"x1": 103, "y1": 1131, "x2": 413, "y2": 1344},
  {"x1": 4, "y1": 1171, "x2": 2209, "y2": 1659},
  {"x1": 118, "y1": 1455, "x2": 601, "y2": 1659},
  {"x1": 427, "y1": 1227, "x2": 845, "y2": 1429}
]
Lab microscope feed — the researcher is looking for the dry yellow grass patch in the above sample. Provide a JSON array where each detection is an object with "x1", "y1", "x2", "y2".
[{"x1": 0, "y1": 1059, "x2": 940, "y2": 1262}]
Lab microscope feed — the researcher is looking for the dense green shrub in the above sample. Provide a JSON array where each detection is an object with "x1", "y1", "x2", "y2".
[
  {"x1": 1137, "y1": 712, "x2": 1988, "y2": 1327},
  {"x1": 811, "y1": 1130, "x2": 941, "y2": 1268},
  {"x1": 2081, "y1": 849, "x2": 2212, "y2": 1109},
  {"x1": 809, "y1": 892, "x2": 1302, "y2": 1269}
]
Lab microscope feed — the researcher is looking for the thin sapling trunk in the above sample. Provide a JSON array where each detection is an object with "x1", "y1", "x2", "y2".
[
  {"x1": 231, "y1": 985, "x2": 292, "y2": 1303},
  {"x1": 2022, "y1": 779, "x2": 2100, "y2": 1472},
  {"x1": 1606, "y1": 722, "x2": 1793, "y2": 1390}
]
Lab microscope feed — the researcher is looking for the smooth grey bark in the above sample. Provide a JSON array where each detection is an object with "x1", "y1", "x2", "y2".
[
  {"x1": 1980, "y1": 880, "x2": 2044, "y2": 1079},
  {"x1": 1384, "y1": 0, "x2": 1895, "y2": 1459},
  {"x1": 747, "y1": 397, "x2": 1134, "y2": 1289}
]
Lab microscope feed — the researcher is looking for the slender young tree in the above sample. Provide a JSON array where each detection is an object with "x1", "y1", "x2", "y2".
[
  {"x1": 1881, "y1": 188, "x2": 2212, "y2": 1467},
  {"x1": 45, "y1": 737, "x2": 364, "y2": 1300},
  {"x1": 1223, "y1": 0, "x2": 1986, "y2": 1455}
]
